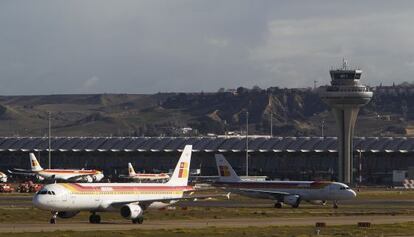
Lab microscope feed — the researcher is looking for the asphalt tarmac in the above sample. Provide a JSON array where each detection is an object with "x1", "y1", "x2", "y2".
[
  {"x1": 1, "y1": 195, "x2": 414, "y2": 208},
  {"x1": 0, "y1": 194, "x2": 413, "y2": 233},
  {"x1": 0, "y1": 215, "x2": 413, "y2": 233}
]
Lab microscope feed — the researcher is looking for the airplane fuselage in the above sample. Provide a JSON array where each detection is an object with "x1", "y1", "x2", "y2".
[
  {"x1": 36, "y1": 169, "x2": 104, "y2": 182},
  {"x1": 33, "y1": 183, "x2": 193, "y2": 212},
  {"x1": 213, "y1": 181, "x2": 356, "y2": 201}
]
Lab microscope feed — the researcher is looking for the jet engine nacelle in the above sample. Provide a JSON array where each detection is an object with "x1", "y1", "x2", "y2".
[
  {"x1": 283, "y1": 194, "x2": 301, "y2": 207},
  {"x1": 93, "y1": 173, "x2": 104, "y2": 182},
  {"x1": 82, "y1": 176, "x2": 93, "y2": 183},
  {"x1": 307, "y1": 200, "x2": 327, "y2": 206},
  {"x1": 57, "y1": 211, "x2": 80, "y2": 219},
  {"x1": 120, "y1": 204, "x2": 144, "y2": 220}
]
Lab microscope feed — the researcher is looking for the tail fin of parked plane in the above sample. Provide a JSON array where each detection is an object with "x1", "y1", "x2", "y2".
[
  {"x1": 128, "y1": 163, "x2": 136, "y2": 176},
  {"x1": 215, "y1": 154, "x2": 241, "y2": 182},
  {"x1": 29, "y1": 153, "x2": 43, "y2": 172},
  {"x1": 166, "y1": 145, "x2": 192, "y2": 186}
]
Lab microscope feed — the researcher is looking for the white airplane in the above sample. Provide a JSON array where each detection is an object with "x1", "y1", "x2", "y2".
[
  {"x1": 9, "y1": 153, "x2": 104, "y2": 183},
  {"x1": 119, "y1": 163, "x2": 170, "y2": 182},
  {"x1": 33, "y1": 145, "x2": 196, "y2": 224},
  {"x1": 213, "y1": 154, "x2": 356, "y2": 208},
  {"x1": 0, "y1": 172, "x2": 7, "y2": 183}
]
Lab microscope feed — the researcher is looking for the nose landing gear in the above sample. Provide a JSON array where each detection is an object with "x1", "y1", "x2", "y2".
[
  {"x1": 333, "y1": 201, "x2": 339, "y2": 209},
  {"x1": 50, "y1": 211, "x2": 57, "y2": 224}
]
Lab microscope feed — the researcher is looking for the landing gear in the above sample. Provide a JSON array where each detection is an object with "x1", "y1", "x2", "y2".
[
  {"x1": 50, "y1": 211, "x2": 57, "y2": 224},
  {"x1": 274, "y1": 202, "x2": 283, "y2": 208},
  {"x1": 89, "y1": 213, "x2": 101, "y2": 224},
  {"x1": 333, "y1": 201, "x2": 339, "y2": 209},
  {"x1": 132, "y1": 217, "x2": 144, "y2": 224},
  {"x1": 291, "y1": 203, "x2": 300, "y2": 208}
]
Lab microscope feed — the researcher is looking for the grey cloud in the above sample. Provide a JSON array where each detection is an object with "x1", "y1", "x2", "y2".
[{"x1": 0, "y1": 0, "x2": 413, "y2": 95}]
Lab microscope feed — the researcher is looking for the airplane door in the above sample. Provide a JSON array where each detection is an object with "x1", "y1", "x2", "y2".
[
  {"x1": 61, "y1": 193, "x2": 69, "y2": 208},
  {"x1": 94, "y1": 187, "x2": 101, "y2": 205}
]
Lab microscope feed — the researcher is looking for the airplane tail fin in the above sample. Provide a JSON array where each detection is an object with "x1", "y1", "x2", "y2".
[
  {"x1": 215, "y1": 154, "x2": 241, "y2": 182},
  {"x1": 29, "y1": 153, "x2": 43, "y2": 172},
  {"x1": 166, "y1": 145, "x2": 192, "y2": 186},
  {"x1": 128, "y1": 163, "x2": 136, "y2": 176}
]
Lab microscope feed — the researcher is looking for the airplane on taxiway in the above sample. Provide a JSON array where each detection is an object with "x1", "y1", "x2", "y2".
[
  {"x1": 33, "y1": 145, "x2": 202, "y2": 224},
  {"x1": 9, "y1": 153, "x2": 104, "y2": 183},
  {"x1": 119, "y1": 162, "x2": 170, "y2": 182},
  {"x1": 213, "y1": 154, "x2": 356, "y2": 208}
]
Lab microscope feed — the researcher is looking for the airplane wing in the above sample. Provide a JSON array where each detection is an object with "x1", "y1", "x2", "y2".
[
  {"x1": 65, "y1": 174, "x2": 94, "y2": 182},
  {"x1": 237, "y1": 188, "x2": 290, "y2": 200},
  {"x1": 108, "y1": 192, "x2": 231, "y2": 209},
  {"x1": 7, "y1": 169, "x2": 36, "y2": 176}
]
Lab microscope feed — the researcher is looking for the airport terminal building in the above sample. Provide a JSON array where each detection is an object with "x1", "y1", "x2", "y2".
[{"x1": 0, "y1": 136, "x2": 413, "y2": 184}]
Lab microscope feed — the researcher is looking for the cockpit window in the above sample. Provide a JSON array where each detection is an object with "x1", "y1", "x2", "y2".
[
  {"x1": 340, "y1": 187, "x2": 350, "y2": 190},
  {"x1": 38, "y1": 190, "x2": 55, "y2": 195}
]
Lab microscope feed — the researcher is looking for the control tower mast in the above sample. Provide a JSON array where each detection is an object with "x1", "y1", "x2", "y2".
[{"x1": 319, "y1": 59, "x2": 373, "y2": 184}]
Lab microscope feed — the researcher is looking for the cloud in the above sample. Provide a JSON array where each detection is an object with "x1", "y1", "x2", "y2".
[
  {"x1": 206, "y1": 37, "x2": 229, "y2": 48},
  {"x1": 80, "y1": 76, "x2": 100, "y2": 92},
  {"x1": 1, "y1": 1, "x2": 414, "y2": 94},
  {"x1": 248, "y1": 11, "x2": 414, "y2": 87}
]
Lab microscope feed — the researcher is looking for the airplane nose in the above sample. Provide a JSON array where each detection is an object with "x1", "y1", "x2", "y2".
[
  {"x1": 33, "y1": 194, "x2": 48, "y2": 210},
  {"x1": 349, "y1": 190, "x2": 357, "y2": 198},
  {"x1": 32, "y1": 194, "x2": 41, "y2": 208}
]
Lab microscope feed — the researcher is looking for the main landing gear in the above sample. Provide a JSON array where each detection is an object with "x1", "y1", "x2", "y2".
[
  {"x1": 89, "y1": 212, "x2": 101, "y2": 224},
  {"x1": 333, "y1": 201, "x2": 339, "y2": 209},
  {"x1": 274, "y1": 202, "x2": 283, "y2": 208},
  {"x1": 132, "y1": 217, "x2": 144, "y2": 224},
  {"x1": 50, "y1": 211, "x2": 57, "y2": 224}
]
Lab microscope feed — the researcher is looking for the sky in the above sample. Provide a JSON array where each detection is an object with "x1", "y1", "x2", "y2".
[{"x1": 1, "y1": 0, "x2": 414, "y2": 95}]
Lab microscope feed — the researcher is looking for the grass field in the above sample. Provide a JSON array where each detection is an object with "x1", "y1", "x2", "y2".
[{"x1": 1, "y1": 222, "x2": 414, "y2": 237}]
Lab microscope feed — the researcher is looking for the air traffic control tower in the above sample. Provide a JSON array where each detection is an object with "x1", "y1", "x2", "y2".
[{"x1": 319, "y1": 59, "x2": 373, "y2": 184}]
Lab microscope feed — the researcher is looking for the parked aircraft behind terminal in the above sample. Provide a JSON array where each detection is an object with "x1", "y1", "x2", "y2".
[
  {"x1": 119, "y1": 163, "x2": 170, "y2": 182},
  {"x1": 33, "y1": 145, "x2": 197, "y2": 224},
  {"x1": 213, "y1": 154, "x2": 356, "y2": 208},
  {"x1": 8, "y1": 153, "x2": 104, "y2": 183}
]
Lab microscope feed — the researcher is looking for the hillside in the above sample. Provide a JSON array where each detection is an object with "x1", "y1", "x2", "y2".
[{"x1": 0, "y1": 86, "x2": 412, "y2": 137}]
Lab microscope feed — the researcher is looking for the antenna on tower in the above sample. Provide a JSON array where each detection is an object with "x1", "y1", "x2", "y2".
[{"x1": 342, "y1": 58, "x2": 348, "y2": 70}]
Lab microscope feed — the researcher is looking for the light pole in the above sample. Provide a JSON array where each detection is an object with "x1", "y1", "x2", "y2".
[
  {"x1": 321, "y1": 119, "x2": 325, "y2": 137},
  {"x1": 245, "y1": 111, "x2": 249, "y2": 177},
  {"x1": 358, "y1": 150, "x2": 362, "y2": 184},
  {"x1": 48, "y1": 112, "x2": 51, "y2": 169},
  {"x1": 270, "y1": 113, "x2": 273, "y2": 137}
]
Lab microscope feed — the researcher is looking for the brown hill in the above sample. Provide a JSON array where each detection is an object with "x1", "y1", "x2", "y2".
[{"x1": 0, "y1": 87, "x2": 412, "y2": 137}]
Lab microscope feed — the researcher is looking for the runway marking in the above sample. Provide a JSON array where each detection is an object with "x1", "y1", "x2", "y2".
[{"x1": 0, "y1": 215, "x2": 413, "y2": 233}]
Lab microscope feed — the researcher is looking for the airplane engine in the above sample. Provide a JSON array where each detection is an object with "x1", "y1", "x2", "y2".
[
  {"x1": 82, "y1": 176, "x2": 93, "y2": 183},
  {"x1": 120, "y1": 204, "x2": 144, "y2": 220},
  {"x1": 57, "y1": 211, "x2": 80, "y2": 219},
  {"x1": 308, "y1": 200, "x2": 327, "y2": 206},
  {"x1": 35, "y1": 175, "x2": 45, "y2": 181},
  {"x1": 283, "y1": 194, "x2": 301, "y2": 207},
  {"x1": 93, "y1": 173, "x2": 104, "y2": 182}
]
